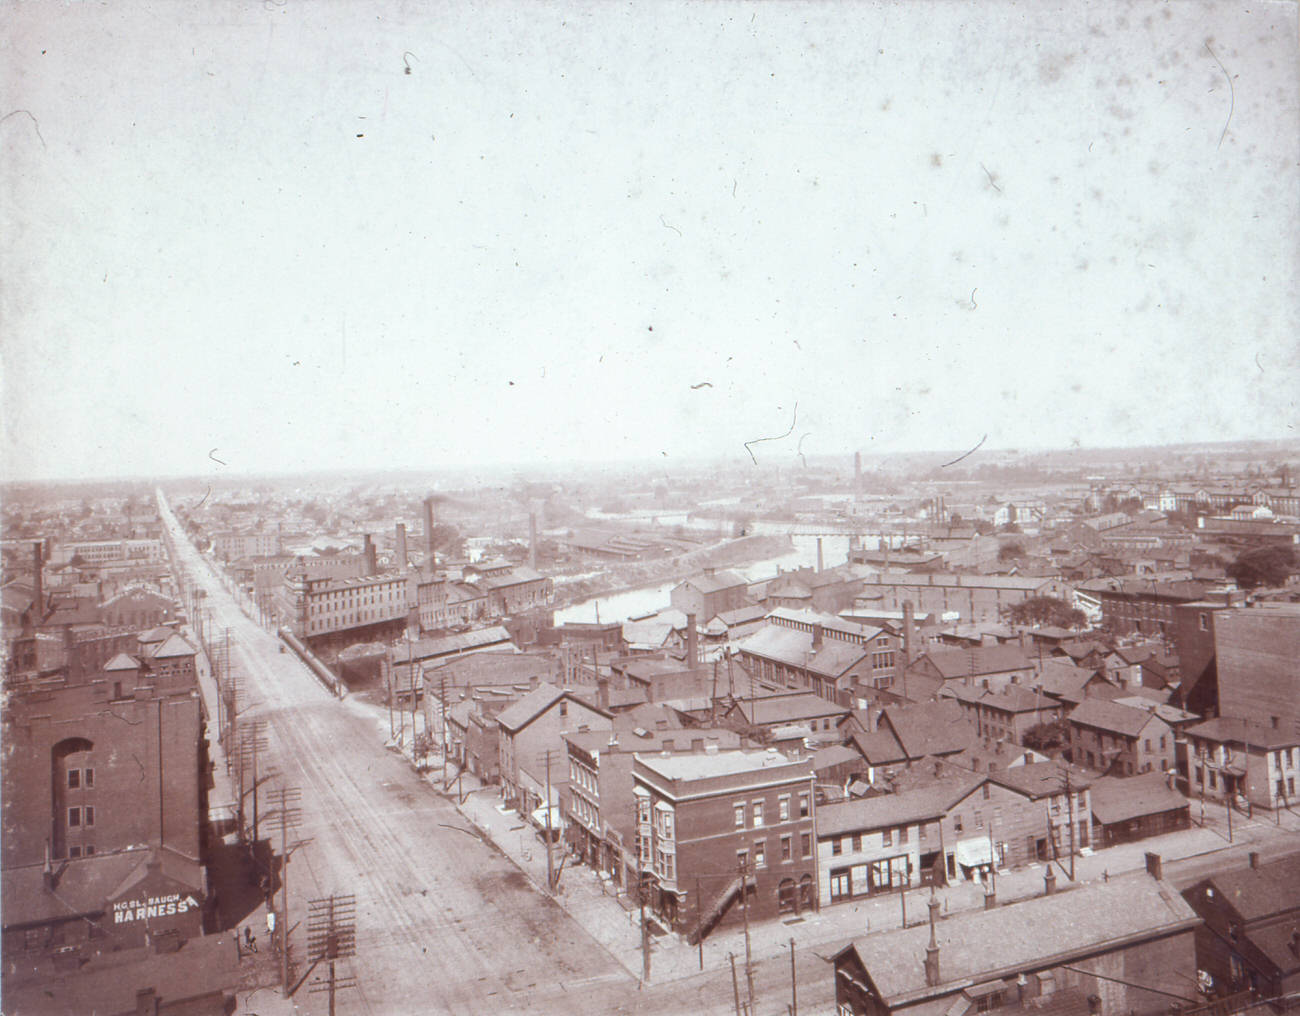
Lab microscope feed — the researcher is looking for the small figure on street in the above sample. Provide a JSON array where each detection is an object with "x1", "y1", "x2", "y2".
[
  {"x1": 266, "y1": 909, "x2": 276, "y2": 938},
  {"x1": 244, "y1": 926, "x2": 258, "y2": 953}
]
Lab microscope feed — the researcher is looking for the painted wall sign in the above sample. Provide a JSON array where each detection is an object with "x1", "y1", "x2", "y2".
[{"x1": 111, "y1": 892, "x2": 199, "y2": 924}]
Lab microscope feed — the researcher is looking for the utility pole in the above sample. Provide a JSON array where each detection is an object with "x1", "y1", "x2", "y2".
[
  {"x1": 740, "y1": 855, "x2": 755, "y2": 1011},
  {"x1": 729, "y1": 953, "x2": 742, "y2": 1016},
  {"x1": 544, "y1": 749, "x2": 555, "y2": 892},
  {"x1": 640, "y1": 871, "x2": 652, "y2": 982},
  {"x1": 790, "y1": 937, "x2": 798, "y2": 1016},
  {"x1": 440, "y1": 671, "x2": 448, "y2": 784},
  {"x1": 267, "y1": 785, "x2": 302, "y2": 997},
  {"x1": 306, "y1": 894, "x2": 357, "y2": 1016},
  {"x1": 1064, "y1": 765, "x2": 1076, "y2": 881}
]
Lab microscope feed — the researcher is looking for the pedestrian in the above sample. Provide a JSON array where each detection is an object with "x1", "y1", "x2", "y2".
[
  {"x1": 244, "y1": 926, "x2": 258, "y2": 953},
  {"x1": 266, "y1": 909, "x2": 276, "y2": 939}
]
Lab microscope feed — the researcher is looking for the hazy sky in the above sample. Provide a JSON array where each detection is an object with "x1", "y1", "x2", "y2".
[{"x1": 3, "y1": 0, "x2": 1297, "y2": 481}]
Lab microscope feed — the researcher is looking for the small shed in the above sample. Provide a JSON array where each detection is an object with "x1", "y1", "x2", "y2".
[{"x1": 1090, "y1": 772, "x2": 1190, "y2": 847}]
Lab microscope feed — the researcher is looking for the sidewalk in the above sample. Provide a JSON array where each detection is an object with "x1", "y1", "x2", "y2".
[{"x1": 436, "y1": 764, "x2": 1297, "y2": 987}]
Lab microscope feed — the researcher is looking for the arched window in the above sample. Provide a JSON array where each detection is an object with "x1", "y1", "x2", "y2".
[{"x1": 51, "y1": 737, "x2": 95, "y2": 859}]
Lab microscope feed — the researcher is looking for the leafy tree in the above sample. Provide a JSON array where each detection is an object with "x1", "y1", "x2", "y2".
[
  {"x1": 1023, "y1": 720, "x2": 1069, "y2": 752},
  {"x1": 1007, "y1": 596, "x2": 1087, "y2": 629},
  {"x1": 998, "y1": 542, "x2": 1026, "y2": 562},
  {"x1": 1227, "y1": 545, "x2": 1297, "y2": 589}
]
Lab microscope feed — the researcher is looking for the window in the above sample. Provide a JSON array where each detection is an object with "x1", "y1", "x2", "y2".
[
  {"x1": 1144, "y1": 739, "x2": 1152, "y2": 752},
  {"x1": 754, "y1": 842, "x2": 766, "y2": 868},
  {"x1": 899, "y1": 825, "x2": 908, "y2": 844},
  {"x1": 734, "y1": 803, "x2": 746, "y2": 828},
  {"x1": 737, "y1": 849, "x2": 749, "y2": 871},
  {"x1": 661, "y1": 813, "x2": 673, "y2": 839},
  {"x1": 1160, "y1": 736, "x2": 1167, "y2": 751},
  {"x1": 798, "y1": 793, "x2": 810, "y2": 818},
  {"x1": 982, "y1": 784, "x2": 990, "y2": 800},
  {"x1": 781, "y1": 835, "x2": 792, "y2": 862},
  {"x1": 558, "y1": 700, "x2": 567, "y2": 717},
  {"x1": 919, "y1": 823, "x2": 927, "y2": 841},
  {"x1": 831, "y1": 838, "x2": 843, "y2": 856},
  {"x1": 84, "y1": 806, "x2": 94, "y2": 827},
  {"x1": 69, "y1": 846, "x2": 82, "y2": 858},
  {"x1": 68, "y1": 770, "x2": 81, "y2": 789},
  {"x1": 953, "y1": 813, "x2": 963, "y2": 832},
  {"x1": 830, "y1": 868, "x2": 853, "y2": 902},
  {"x1": 68, "y1": 807, "x2": 81, "y2": 827},
  {"x1": 801, "y1": 832, "x2": 812, "y2": 858},
  {"x1": 778, "y1": 796, "x2": 790, "y2": 821},
  {"x1": 882, "y1": 828, "x2": 892, "y2": 846},
  {"x1": 851, "y1": 834, "x2": 862, "y2": 852},
  {"x1": 752, "y1": 802, "x2": 764, "y2": 827},
  {"x1": 1199, "y1": 613, "x2": 1209, "y2": 631}
]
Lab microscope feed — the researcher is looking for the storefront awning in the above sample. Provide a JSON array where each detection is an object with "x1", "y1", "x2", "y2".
[
  {"x1": 954, "y1": 838, "x2": 993, "y2": 868},
  {"x1": 531, "y1": 805, "x2": 562, "y2": 830}
]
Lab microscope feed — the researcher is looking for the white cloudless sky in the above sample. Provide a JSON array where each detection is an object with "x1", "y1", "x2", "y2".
[{"x1": 2, "y1": 0, "x2": 1297, "y2": 481}]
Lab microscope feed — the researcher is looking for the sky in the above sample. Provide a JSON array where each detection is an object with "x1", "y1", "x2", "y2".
[{"x1": 2, "y1": 0, "x2": 1297, "y2": 481}]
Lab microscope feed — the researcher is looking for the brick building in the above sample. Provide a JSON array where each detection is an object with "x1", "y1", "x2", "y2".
[
  {"x1": 1093, "y1": 580, "x2": 1210, "y2": 649},
  {"x1": 1183, "y1": 717, "x2": 1300, "y2": 810},
  {"x1": 940, "y1": 684, "x2": 1063, "y2": 746},
  {"x1": 497, "y1": 682, "x2": 611, "y2": 816},
  {"x1": 857, "y1": 572, "x2": 1071, "y2": 624},
  {"x1": 670, "y1": 569, "x2": 749, "y2": 619},
  {"x1": 632, "y1": 750, "x2": 817, "y2": 943},
  {"x1": 1, "y1": 660, "x2": 207, "y2": 960}
]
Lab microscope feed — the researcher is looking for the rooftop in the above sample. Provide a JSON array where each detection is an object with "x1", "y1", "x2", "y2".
[
  {"x1": 1066, "y1": 698, "x2": 1162, "y2": 738},
  {"x1": 836, "y1": 874, "x2": 1198, "y2": 1003},
  {"x1": 1184, "y1": 716, "x2": 1300, "y2": 750},
  {"x1": 635, "y1": 748, "x2": 805, "y2": 781},
  {"x1": 818, "y1": 773, "x2": 984, "y2": 837},
  {"x1": 1090, "y1": 773, "x2": 1189, "y2": 825}
]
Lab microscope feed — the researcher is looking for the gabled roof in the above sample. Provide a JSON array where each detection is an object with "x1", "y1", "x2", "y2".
[
  {"x1": 104, "y1": 652, "x2": 141, "y2": 672},
  {"x1": 496, "y1": 681, "x2": 607, "y2": 733},
  {"x1": 737, "y1": 624, "x2": 868, "y2": 678},
  {"x1": 678, "y1": 570, "x2": 747, "y2": 594},
  {"x1": 1034, "y1": 659, "x2": 1108, "y2": 700},
  {"x1": 879, "y1": 700, "x2": 977, "y2": 759},
  {"x1": 737, "y1": 693, "x2": 851, "y2": 726},
  {"x1": 817, "y1": 772, "x2": 985, "y2": 837},
  {"x1": 990, "y1": 761, "x2": 1093, "y2": 799},
  {"x1": 849, "y1": 727, "x2": 909, "y2": 765},
  {"x1": 834, "y1": 874, "x2": 1199, "y2": 1002},
  {"x1": 1066, "y1": 698, "x2": 1164, "y2": 738},
  {"x1": 1090, "y1": 773, "x2": 1188, "y2": 825},
  {"x1": 1190, "y1": 853, "x2": 1300, "y2": 923},
  {"x1": 914, "y1": 645, "x2": 1032, "y2": 679},
  {"x1": 941, "y1": 683, "x2": 1056, "y2": 714},
  {"x1": 150, "y1": 633, "x2": 197, "y2": 659}
]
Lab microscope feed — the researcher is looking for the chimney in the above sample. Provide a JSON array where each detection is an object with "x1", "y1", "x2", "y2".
[
  {"x1": 395, "y1": 523, "x2": 408, "y2": 571},
  {"x1": 903, "y1": 600, "x2": 915, "y2": 663},
  {"x1": 1249, "y1": 851, "x2": 1260, "y2": 870},
  {"x1": 529, "y1": 511, "x2": 538, "y2": 570},
  {"x1": 1044, "y1": 866, "x2": 1057, "y2": 895},
  {"x1": 1145, "y1": 852, "x2": 1164, "y2": 880},
  {"x1": 924, "y1": 890, "x2": 941, "y2": 985},
  {"x1": 597, "y1": 677, "x2": 609, "y2": 710},
  {"x1": 817, "y1": 538, "x2": 824, "y2": 573},
  {"x1": 32, "y1": 540, "x2": 43, "y2": 621},
  {"x1": 984, "y1": 887, "x2": 997, "y2": 909},
  {"x1": 812, "y1": 623, "x2": 824, "y2": 650},
  {"x1": 424, "y1": 496, "x2": 437, "y2": 571},
  {"x1": 529, "y1": 675, "x2": 539, "y2": 690},
  {"x1": 363, "y1": 534, "x2": 378, "y2": 575},
  {"x1": 686, "y1": 613, "x2": 699, "y2": 670}
]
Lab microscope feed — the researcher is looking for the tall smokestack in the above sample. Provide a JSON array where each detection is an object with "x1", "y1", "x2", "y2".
[
  {"x1": 529, "y1": 512, "x2": 538, "y2": 571},
  {"x1": 395, "y1": 523, "x2": 408, "y2": 571},
  {"x1": 686, "y1": 613, "x2": 698, "y2": 671},
  {"x1": 363, "y1": 534, "x2": 377, "y2": 576},
  {"x1": 903, "y1": 600, "x2": 915, "y2": 664},
  {"x1": 424, "y1": 497, "x2": 437, "y2": 572},
  {"x1": 817, "y1": 538, "x2": 824, "y2": 573},
  {"x1": 32, "y1": 541, "x2": 43, "y2": 622}
]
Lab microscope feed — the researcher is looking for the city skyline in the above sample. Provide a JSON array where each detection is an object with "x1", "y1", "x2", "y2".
[{"x1": 3, "y1": 0, "x2": 1297, "y2": 482}]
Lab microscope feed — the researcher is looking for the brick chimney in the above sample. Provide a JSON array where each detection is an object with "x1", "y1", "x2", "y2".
[
  {"x1": 1249, "y1": 851, "x2": 1260, "y2": 869},
  {"x1": 924, "y1": 890, "x2": 941, "y2": 985},
  {"x1": 817, "y1": 538, "x2": 824, "y2": 573},
  {"x1": 686, "y1": 613, "x2": 698, "y2": 670},
  {"x1": 395, "y1": 523, "x2": 408, "y2": 571},
  {"x1": 362, "y1": 534, "x2": 377, "y2": 576},
  {"x1": 812, "y1": 623, "x2": 824, "y2": 650}
]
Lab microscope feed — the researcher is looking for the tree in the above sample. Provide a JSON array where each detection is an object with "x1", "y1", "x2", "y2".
[
  {"x1": 1023, "y1": 720, "x2": 1069, "y2": 753},
  {"x1": 1227, "y1": 545, "x2": 1297, "y2": 589},
  {"x1": 1007, "y1": 596, "x2": 1087, "y2": 629},
  {"x1": 998, "y1": 542, "x2": 1026, "y2": 562}
]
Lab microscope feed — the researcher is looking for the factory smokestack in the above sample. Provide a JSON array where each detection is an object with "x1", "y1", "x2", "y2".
[
  {"x1": 424, "y1": 497, "x2": 437, "y2": 572},
  {"x1": 395, "y1": 523, "x2": 408, "y2": 571},
  {"x1": 363, "y1": 534, "x2": 377, "y2": 576},
  {"x1": 686, "y1": 613, "x2": 698, "y2": 671},
  {"x1": 32, "y1": 540, "x2": 43, "y2": 623},
  {"x1": 817, "y1": 537, "x2": 824, "y2": 573}
]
